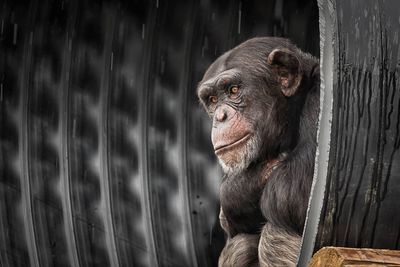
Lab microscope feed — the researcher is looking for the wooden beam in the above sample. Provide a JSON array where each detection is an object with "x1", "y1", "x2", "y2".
[{"x1": 309, "y1": 247, "x2": 400, "y2": 266}]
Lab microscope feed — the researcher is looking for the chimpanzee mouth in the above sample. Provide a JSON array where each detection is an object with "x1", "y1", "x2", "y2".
[{"x1": 214, "y1": 133, "x2": 253, "y2": 154}]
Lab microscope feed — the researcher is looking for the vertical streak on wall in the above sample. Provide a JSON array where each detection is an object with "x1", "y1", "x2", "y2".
[
  {"x1": 99, "y1": 6, "x2": 120, "y2": 267},
  {"x1": 0, "y1": 5, "x2": 11, "y2": 267},
  {"x1": 226, "y1": 0, "x2": 240, "y2": 50},
  {"x1": 297, "y1": 0, "x2": 335, "y2": 265},
  {"x1": 18, "y1": 0, "x2": 39, "y2": 266},
  {"x1": 179, "y1": 1, "x2": 199, "y2": 266},
  {"x1": 59, "y1": 0, "x2": 80, "y2": 266},
  {"x1": 138, "y1": 2, "x2": 159, "y2": 266}
]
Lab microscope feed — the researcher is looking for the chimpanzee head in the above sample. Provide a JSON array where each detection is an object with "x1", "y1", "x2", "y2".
[{"x1": 197, "y1": 37, "x2": 306, "y2": 174}]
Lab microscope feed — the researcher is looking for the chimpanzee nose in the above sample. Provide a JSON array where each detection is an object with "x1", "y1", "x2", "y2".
[{"x1": 215, "y1": 108, "x2": 228, "y2": 122}]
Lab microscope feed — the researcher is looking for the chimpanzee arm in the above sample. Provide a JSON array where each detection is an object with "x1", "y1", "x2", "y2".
[
  {"x1": 258, "y1": 84, "x2": 319, "y2": 266},
  {"x1": 259, "y1": 222, "x2": 301, "y2": 267},
  {"x1": 218, "y1": 233, "x2": 260, "y2": 267},
  {"x1": 260, "y1": 80, "x2": 319, "y2": 235}
]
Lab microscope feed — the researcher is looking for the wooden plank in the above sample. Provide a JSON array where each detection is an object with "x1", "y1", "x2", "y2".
[{"x1": 309, "y1": 247, "x2": 400, "y2": 266}]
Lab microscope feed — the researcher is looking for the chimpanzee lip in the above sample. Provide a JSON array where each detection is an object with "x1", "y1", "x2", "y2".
[{"x1": 214, "y1": 133, "x2": 252, "y2": 154}]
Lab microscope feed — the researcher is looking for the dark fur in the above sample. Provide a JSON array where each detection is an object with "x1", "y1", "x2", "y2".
[{"x1": 197, "y1": 37, "x2": 319, "y2": 266}]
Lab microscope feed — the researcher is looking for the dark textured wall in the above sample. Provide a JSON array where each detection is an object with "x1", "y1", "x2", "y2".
[
  {"x1": 314, "y1": 0, "x2": 400, "y2": 253},
  {"x1": 0, "y1": 0, "x2": 318, "y2": 266}
]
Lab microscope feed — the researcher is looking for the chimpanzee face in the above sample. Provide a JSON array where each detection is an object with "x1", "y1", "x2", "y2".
[
  {"x1": 197, "y1": 67, "x2": 264, "y2": 173},
  {"x1": 197, "y1": 40, "x2": 303, "y2": 174}
]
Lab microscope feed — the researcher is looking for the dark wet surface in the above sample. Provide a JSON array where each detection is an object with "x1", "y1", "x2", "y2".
[{"x1": 315, "y1": 0, "x2": 400, "y2": 252}]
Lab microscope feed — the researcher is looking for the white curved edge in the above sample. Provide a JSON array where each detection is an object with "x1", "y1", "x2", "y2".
[{"x1": 297, "y1": 0, "x2": 336, "y2": 266}]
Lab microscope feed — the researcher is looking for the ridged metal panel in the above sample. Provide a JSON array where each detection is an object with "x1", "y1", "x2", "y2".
[{"x1": 0, "y1": 0, "x2": 318, "y2": 266}]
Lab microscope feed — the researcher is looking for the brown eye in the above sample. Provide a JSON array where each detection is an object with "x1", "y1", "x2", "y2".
[
  {"x1": 229, "y1": 86, "x2": 239, "y2": 96},
  {"x1": 209, "y1": 95, "x2": 218, "y2": 104}
]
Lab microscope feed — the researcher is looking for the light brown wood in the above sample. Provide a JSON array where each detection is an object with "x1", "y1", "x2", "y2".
[{"x1": 309, "y1": 247, "x2": 400, "y2": 266}]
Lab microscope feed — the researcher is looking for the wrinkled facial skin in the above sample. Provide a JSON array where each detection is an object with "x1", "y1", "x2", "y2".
[
  {"x1": 197, "y1": 66, "x2": 284, "y2": 174},
  {"x1": 211, "y1": 105, "x2": 260, "y2": 174}
]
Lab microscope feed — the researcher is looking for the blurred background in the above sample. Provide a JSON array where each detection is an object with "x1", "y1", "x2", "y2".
[{"x1": 0, "y1": 0, "x2": 319, "y2": 266}]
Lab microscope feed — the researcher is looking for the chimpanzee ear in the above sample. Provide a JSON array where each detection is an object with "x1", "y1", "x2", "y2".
[{"x1": 267, "y1": 48, "x2": 302, "y2": 97}]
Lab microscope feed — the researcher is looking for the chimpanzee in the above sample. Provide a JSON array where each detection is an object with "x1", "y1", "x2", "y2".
[{"x1": 197, "y1": 37, "x2": 319, "y2": 266}]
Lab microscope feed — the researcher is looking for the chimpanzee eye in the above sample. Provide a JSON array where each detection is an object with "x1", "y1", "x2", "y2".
[
  {"x1": 209, "y1": 95, "x2": 218, "y2": 104},
  {"x1": 229, "y1": 86, "x2": 239, "y2": 98}
]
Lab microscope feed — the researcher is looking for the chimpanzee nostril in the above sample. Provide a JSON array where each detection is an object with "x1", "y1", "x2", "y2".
[{"x1": 215, "y1": 108, "x2": 228, "y2": 122}]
